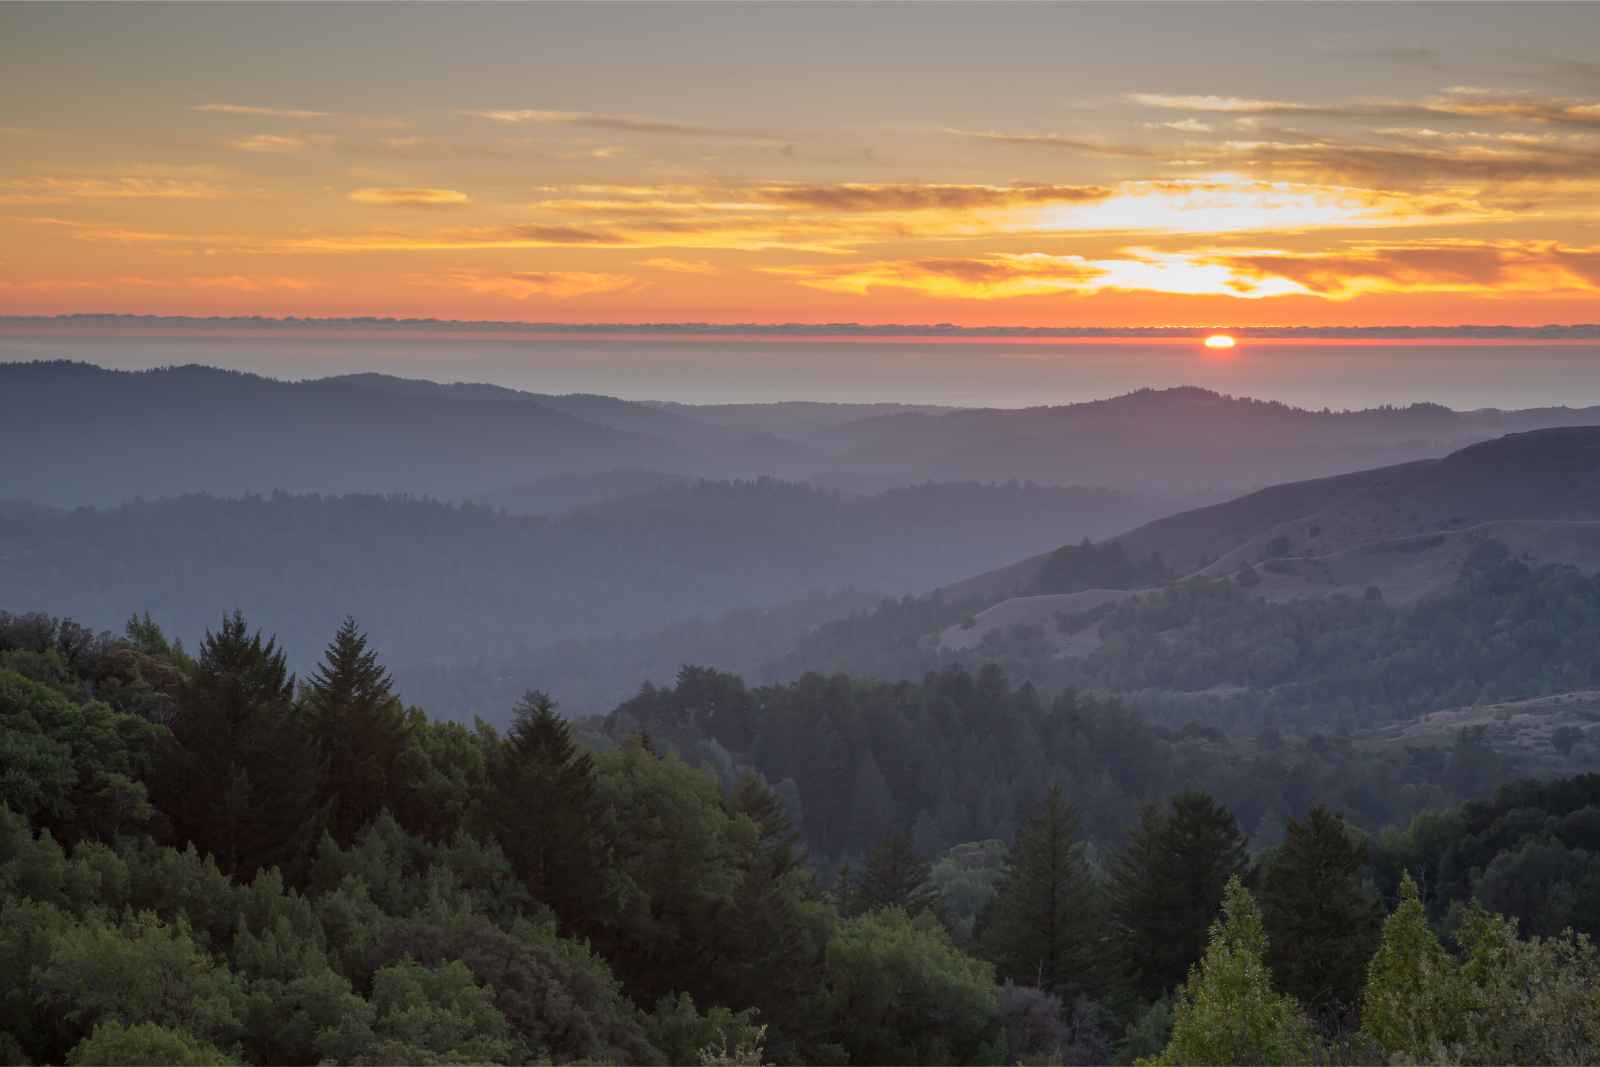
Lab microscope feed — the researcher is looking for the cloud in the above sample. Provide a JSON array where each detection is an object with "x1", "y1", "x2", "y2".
[
  {"x1": 642, "y1": 257, "x2": 718, "y2": 274},
  {"x1": 1128, "y1": 86, "x2": 1600, "y2": 130},
  {"x1": 192, "y1": 103, "x2": 332, "y2": 119},
  {"x1": 1213, "y1": 241, "x2": 1600, "y2": 299},
  {"x1": 751, "y1": 182, "x2": 1112, "y2": 211},
  {"x1": 948, "y1": 128, "x2": 1161, "y2": 157},
  {"x1": 349, "y1": 186, "x2": 470, "y2": 207},
  {"x1": 425, "y1": 270, "x2": 638, "y2": 299},
  {"x1": 0, "y1": 177, "x2": 228, "y2": 203},
  {"x1": 767, "y1": 242, "x2": 1600, "y2": 302},
  {"x1": 183, "y1": 275, "x2": 316, "y2": 291},
  {"x1": 461, "y1": 108, "x2": 777, "y2": 140},
  {"x1": 225, "y1": 133, "x2": 321, "y2": 153}
]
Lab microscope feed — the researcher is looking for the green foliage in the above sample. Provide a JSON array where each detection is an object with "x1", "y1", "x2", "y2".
[
  {"x1": 928, "y1": 839, "x2": 1007, "y2": 945},
  {"x1": 352, "y1": 958, "x2": 527, "y2": 1066},
  {"x1": 982, "y1": 785, "x2": 1101, "y2": 998},
  {"x1": 0, "y1": 667, "x2": 162, "y2": 844},
  {"x1": 645, "y1": 992, "x2": 764, "y2": 1067},
  {"x1": 1142, "y1": 877, "x2": 1316, "y2": 1066},
  {"x1": 821, "y1": 908, "x2": 1002, "y2": 1066},
  {"x1": 1258, "y1": 805, "x2": 1382, "y2": 1017},
  {"x1": 1360, "y1": 872, "x2": 1468, "y2": 1061},
  {"x1": 1108, "y1": 791, "x2": 1248, "y2": 1002},
  {"x1": 66, "y1": 1021, "x2": 238, "y2": 1066}
]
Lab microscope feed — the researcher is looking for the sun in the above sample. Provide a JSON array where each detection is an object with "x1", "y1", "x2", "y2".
[{"x1": 1203, "y1": 334, "x2": 1237, "y2": 350}]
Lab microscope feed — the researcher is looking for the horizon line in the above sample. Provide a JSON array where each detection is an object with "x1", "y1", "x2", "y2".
[{"x1": 4, "y1": 313, "x2": 1600, "y2": 340}]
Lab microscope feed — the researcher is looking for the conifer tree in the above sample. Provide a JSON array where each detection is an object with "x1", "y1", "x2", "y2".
[
  {"x1": 1142, "y1": 877, "x2": 1316, "y2": 1066},
  {"x1": 1258, "y1": 805, "x2": 1382, "y2": 1017},
  {"x1": 982, "y1": 785, "x2": 1100, "y2": 998},
  {"x1": 488, "y1": 690, "x2": 606, "y2": 929},
  {"x1": 853, "y1": 830, "x2": 938, "y2": 917},
  {"x1": 1360, "y1": 872, "x2": 1469, "y2": 1060},
  {"x1": 1108, "y1": 790, "x2": 1249, "y2": 1001},
  {"x1": 156, "y1": 611, "x2": 324, "y2": 880},
  {"x1": 303, "y1": 618, "x2": 411, "y2": 847}
]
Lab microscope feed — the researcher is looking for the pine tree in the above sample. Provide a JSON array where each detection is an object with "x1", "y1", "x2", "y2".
[
  {"x1": 982, "y1": 785, "x2": 1100, "y2": 998},
  {"x1": 853, "y1": 830, "x2": 938, "y2": 917},
  {"x1": 156, "y1": 611, "x2": 324, "y2": 880},
  {"x1": 488, "y1": 691, "x2": 605, "y2": 929},
  {"x1": 1258, "y1": 805, "x2": 1382, "y2": 1018},
  {"x1": 303, "y1": 617, "x2": 411, "y2": 847},
  {"x1": 1108, "y1": 791, "x2": 1249, "y2": 1001},
  {"x1": 1360, "y1": 872, "x2": 1469, "y2": 1060}
]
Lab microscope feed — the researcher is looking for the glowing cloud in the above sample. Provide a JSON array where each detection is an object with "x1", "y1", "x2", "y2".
[
  {"x1": 349, "y1": 187, "x2": 470, "y2": 207},
  {"x1": 427, "y1": 270, "x2": 638, "y2": 300}
]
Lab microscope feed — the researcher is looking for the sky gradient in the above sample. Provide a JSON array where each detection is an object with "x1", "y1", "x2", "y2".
[{"x1": 4, "y1": 2, "x2": 1600, "y2": 327}]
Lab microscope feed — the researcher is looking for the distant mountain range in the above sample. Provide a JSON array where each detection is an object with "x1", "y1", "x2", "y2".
[{"x1": 9, "y1": 360, "x2": 1600, "y2": 507}]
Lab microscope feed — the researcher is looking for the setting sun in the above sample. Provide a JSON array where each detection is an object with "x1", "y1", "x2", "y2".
[{"x1": 1204, "y1": 334, "x2": 1237, "y2": 350}]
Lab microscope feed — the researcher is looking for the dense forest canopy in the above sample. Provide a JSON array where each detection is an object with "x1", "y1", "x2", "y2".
[{"x1": 9, "y1": 605, "x2": 1600, "y2": 1065}]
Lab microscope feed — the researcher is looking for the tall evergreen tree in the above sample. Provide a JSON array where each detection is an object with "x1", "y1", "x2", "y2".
[
  {"x1": 303, "y1": 618, "x2": 411, "y2": 847},
  {"x1": 982, "y1": 785, "x2": 1101, "y2": 998},
  {"x1": 1258, "y1": 805, "x2": 1382, "y2": 1018},
  {"x1": 488, "y1": 691, "x2": 605, "y2": 929},
  {"x1": 1108, "y1": 790, "x2": 1249, "y2": 1002},
  {"x1": 852, "y1": 830, "x2": 938, "y2": 917},
  {"x1": 156, "y1": 611, "x2": 324, "y2": 880}
]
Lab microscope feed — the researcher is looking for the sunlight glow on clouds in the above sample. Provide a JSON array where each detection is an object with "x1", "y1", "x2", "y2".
[{"x1": 5, "y1": 3, "x2": 1600, "y2": 325}]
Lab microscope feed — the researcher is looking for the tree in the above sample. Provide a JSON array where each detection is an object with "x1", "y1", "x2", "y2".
[
  {"x1": 1108, "y1": 791, "x2": 1249, "y2": 1001},
  {"x1": 1258, "y1": 805, "x2": 1381, "y2": 1018},
  {"x1": 486, "y1": 690, "x2": 606, "y2": 930},
  {"x1": 1141, "y1": 877, "x2": 1317, "y2": 1066},
  {"x1": 67, "y1": 1022, "x2": 237, "y2": 1066},
  {"x1": 155, "y1": 613, "x2": 324, "y2": 881},
  {"x1": 302, "y1": 618, "x2": 410, "y2": 847},
  {"x1": 982, "y1": 785, "x2": 1100, "y2": 998},
  {"x1": 822, "y1": 909, "x2": 1003, "y2": 1066},
  {"x1": 1360, "y1": 872, "x2": 1469, "y2": 1060},
  {"x1": 853, "y1": 830, "x2": 938, "y2": 917}
]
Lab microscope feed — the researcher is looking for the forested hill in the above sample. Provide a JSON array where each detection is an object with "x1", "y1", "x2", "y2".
[
  {"x1": 829, "y1": 386, "x2": 1600, "y2": 494},
  {"x1": 0, "y1": 361, "x2": 879, "y2": 505},
  {"x1": 0, "y1": 478, "x2": 1166, "y2": 714},
  {"x1": 11, "y1": 360, "x2": 1600, "y2": 508}
]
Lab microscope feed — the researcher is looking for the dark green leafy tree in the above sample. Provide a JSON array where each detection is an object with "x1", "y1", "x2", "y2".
[
  {"x1": 1108, "y1": 791, "x2": 1249, "y2": 1002},
  {"x1": 155, "y1": 612, "x2": 325, "y2": 881},
  {"x1": 983, "y1": 785, "x2": 1101, "y2": 998},
  {"x1": 1258, "y1": 805, "x2": 1381, "y2": 1018},
  {"x1": 302, "y1": 618, "x2": 411, "y2": 847}
]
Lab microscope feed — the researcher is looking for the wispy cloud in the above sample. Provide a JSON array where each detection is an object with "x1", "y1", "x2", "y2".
[
  {"x1": 0, "y1": 176, "x2": 228, "y2": 203},
  {"x1": 642, "y1": 257, "x2": 718, "y2": 274},
  {"x1": 947, "y1": 128, "x2": 1160, "y2": 158},
  {"x1": 225, "y1": 133, "x2": 326, "y2": 153},
  {"x1": 1128, "y1": 87, "x2": 1600, "y2": 130},
  {"x1": 461, "y1": 108, "x2": 779, "y2": 140},
  {"x1": 423, "y1": 270, "x2": 638, "y2": 299},
  {"x1": 192, "y1": 103, "x2": 333, "y2": 119},
  {"x1": 751, "y1": 182, "x2": 1112, "y2": 212},
  {"x1": 349, "y1": 186, "x2": 470, "y2": 207}
]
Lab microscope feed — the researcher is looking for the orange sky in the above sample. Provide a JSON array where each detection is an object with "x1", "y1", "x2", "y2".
[{"x1": 4, "y1": 4, "x2": 1600, "y2": 328}]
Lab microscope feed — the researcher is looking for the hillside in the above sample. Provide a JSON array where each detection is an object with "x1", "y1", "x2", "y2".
[
  {"x1": 782, "y1": 428, "x2": 1600, "y2": 728},
  {"x1": 0, "y1": 477, "x2": 1167, "y2": 716},
  {"x1": 12, "y1": 361, "x2": 1600, "y2": 509},
  {"x1": 832, "y1": 387, "x2": 1600, "y2": 493}
]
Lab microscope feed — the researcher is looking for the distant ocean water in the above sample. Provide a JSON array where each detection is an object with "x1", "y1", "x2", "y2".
[{"x1": 3, "y1": 329, "x2": 1598, "y2": 411}]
